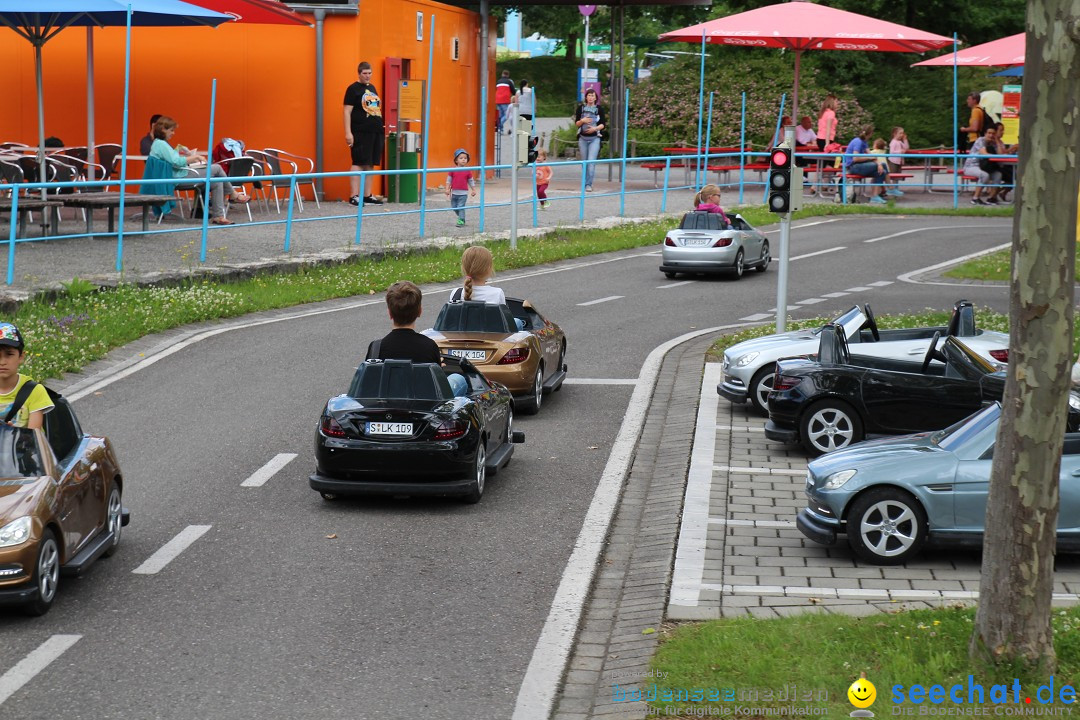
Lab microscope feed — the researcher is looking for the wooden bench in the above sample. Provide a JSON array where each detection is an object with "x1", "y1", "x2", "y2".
[
  {"x1": 60, "y1": 192, "x2": 175, "y2": 235},
  {"x1": 0, "y1": 198, "x2": 63, "y2": 237}
]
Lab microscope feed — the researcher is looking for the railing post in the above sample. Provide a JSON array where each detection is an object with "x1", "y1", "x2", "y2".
[
  {"x1": 6, "y1": 191, "x2": 18, "y2": 286},
  {"x1": 354, "y1": 169, "x2": 364, "y2": 246},
  {"x1": 284, "y1": 176, "x2": 297, "y2": 252}
]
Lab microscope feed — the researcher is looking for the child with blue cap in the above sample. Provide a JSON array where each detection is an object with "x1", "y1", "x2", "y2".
[
  {"x1": 446, "y1": 148, "x2": 477, "y2": 227},
  {"x1": 0, "y1": 323, "x2": 53, "y2": 428}
]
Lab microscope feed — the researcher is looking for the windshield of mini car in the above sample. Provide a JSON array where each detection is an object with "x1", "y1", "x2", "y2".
[
  {"x1": 0, "y1": 425, "x2": 44, "y2": 478},
  {"x1": 941, "y1": 336, "x2": 997, "y2": 379},
  {"x1": 931, "y1": 403, "x2": 1000, "y2": 452},
  {"x1": 812, "y1": 307, "x2": 864, "y2": 337}
]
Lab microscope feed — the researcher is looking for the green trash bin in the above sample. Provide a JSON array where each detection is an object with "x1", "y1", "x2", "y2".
[{"x1": 387, "y1": 132, "x2": 419, "y2": 203}]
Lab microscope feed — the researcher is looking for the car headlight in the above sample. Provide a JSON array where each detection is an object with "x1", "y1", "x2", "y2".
[
  {"x1": 822, "y1": 469, "x2": 857, "y2": 490},
  {"x1": 735, "y1": 352, "x2": 759, "y2": 368},
  {"x1": 1069, "y1": 394, "x2": 1080, "y2": 412},
  {"x1": 0, "y1": 516, "x2": 32, "y2": 548}
]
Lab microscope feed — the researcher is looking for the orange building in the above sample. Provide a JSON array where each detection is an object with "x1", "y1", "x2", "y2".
[{"x1": 0, "y1": 0, "x2": 495, "y2": 200}]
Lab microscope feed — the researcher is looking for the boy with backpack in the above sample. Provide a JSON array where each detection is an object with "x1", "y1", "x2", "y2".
[{"x1": 0, "y1": 323, "x2": 53, "y2": 428}]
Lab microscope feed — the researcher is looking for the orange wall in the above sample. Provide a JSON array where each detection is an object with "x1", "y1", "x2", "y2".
[{"x1": 0, "y1": 0, "x2": 496, "y2": 200}]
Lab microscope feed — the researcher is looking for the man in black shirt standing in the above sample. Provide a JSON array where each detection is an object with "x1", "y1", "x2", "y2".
[{"x1": 343, "y1": 61, "x2": 385, "y2": 206}]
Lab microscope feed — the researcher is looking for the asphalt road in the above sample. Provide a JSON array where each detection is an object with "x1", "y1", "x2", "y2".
[{"x1": 0, "y1": 215, "x2": 1020, "y2": 719}]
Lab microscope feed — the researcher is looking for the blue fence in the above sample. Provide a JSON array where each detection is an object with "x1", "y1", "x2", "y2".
[{"x1": 0, "y1": 148, "x2": 1016, "y2": 285}]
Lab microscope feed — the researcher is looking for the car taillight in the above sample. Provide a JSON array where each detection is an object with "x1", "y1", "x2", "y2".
[
  {"x1": 498, "y1": 347, "x2": 529, "y2": 364},
  {"x1": 321, "y1": 415, "x2": 346, "y2": 438},
  {"x1": 712, "y1": 237, "x2": 732, "y2": 248},
  {"x1": 989, "y1": 349, "x2": 1009, "y2": 363},
  {"x1": 773, "y1": 373, "x2": 801, "y2": 392},
  {"x1": 434, "y1": 419, "x2": 467, "y2": 440},
  {"x1": 664, "y1": 237, "x2": 676, "y2": 246}
]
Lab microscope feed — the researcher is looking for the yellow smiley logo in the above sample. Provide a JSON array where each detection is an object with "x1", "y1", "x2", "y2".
[{"x1": 848, "y1": 673, "x2": 877, "y2": 708}]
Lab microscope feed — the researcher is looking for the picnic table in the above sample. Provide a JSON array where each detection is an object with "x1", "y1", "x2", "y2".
[
  {"x1": 0, "y1": 198, "x2": 63, "y2": 237},
  {"x1": 61, "y1": 192, "x2": 175, "y2": 235}
]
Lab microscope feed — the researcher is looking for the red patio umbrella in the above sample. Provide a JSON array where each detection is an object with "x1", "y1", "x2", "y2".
[
  {"x1": 912, "y1": 33, "x2": 1023, "y2": 67},
  {"x1": 658, "y1": 2, "x2": 953, "y2": 118},
  {"x1": 182, "y1": 0, "x2": 309, "y2": 25}
]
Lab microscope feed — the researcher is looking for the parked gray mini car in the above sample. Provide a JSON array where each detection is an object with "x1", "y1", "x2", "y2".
[
  {"x1": 660, "y1": 211, "x2": 770, "y2": 280},
  {"x1": 797, "y1": 402, "x2": 1080, "y2": 564}
]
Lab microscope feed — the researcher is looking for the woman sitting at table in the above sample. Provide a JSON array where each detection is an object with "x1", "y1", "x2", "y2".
[
  {"x1": 992, "y1": 121, "x2": 1017, "y2": 202},
  {"x1": 148, "y1": 116, "x2": 248, "y2": 225}
]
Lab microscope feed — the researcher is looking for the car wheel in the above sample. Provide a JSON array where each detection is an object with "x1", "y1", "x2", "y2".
[
  {"x1": 731, "y1": 249, "x2": 744, "y2": 279},
  {"x1": 25, "y1": 529, "x2": 60, "y2": 616},
  {"x1": 664, "y1": 271, "x2": 677, "y2": 279},
  {"x1": 799, "y1": 399, "x2": 864, "y2": 456},
  {"x1": 320, "y1": 491, "x2": 338, "y2": 502},
  {"x1": 102, "y1": 480, "x2": 122, "y2": 558},
  {"x1": 748, "y1": 365, "x2": 776, "y2": 416},
  {"x1": 503, "y1": 406, "x2": 514, "y2": 461},
  {"x1": 463, "y1": 441, "x2": 486, "y2": 504},
  {"x1": 756, "y1": 240, "x2": 770, "y2": 273},
  {"x1": 522, "y1": 363, "x2": 544, "y2": 415},
  {"x1": 846, "y1": 488, "x2": 928, "y2": 565}
]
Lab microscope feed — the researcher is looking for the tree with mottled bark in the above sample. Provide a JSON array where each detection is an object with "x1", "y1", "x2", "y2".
[{"x1": 970, "y1": 0, "x2": 1080, "y2": 673}]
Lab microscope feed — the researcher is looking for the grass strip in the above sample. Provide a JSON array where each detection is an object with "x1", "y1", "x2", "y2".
[
  {"x1": 4, "y1": 204, "x2": 1011, "y2": 382},
  {"x1": 945, "y1": 247, "x2": 1080, "y2": 282},
  {"x1": 645, "y1": 605, "x2": 1080, "y2": 717}
]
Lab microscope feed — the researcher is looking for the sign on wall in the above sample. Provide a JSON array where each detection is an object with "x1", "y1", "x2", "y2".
[
  {"x1": 399, "y1": 79, "x2": 424, "y2": 123},
  {"x1": 416, "y1": 11, "x2": 423, "y2": 41},
  {"x1": 1001, "y1": 84, "x2": 1021, "y2": 145}
]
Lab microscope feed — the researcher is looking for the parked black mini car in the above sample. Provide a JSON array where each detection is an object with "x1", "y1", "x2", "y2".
[
  {"x1": 310, "y1": 357, "x2": 524, "y2": 503},
  {"x1": 765, "y1": 324, "x2": 1080, "y2": 456}
]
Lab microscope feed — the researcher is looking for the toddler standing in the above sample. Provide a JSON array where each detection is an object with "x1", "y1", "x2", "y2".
[
  {"x1": 446, "y1": 148, "x2": 477, "y2": 227},
  {"x1": 535, "y1": 149, "x2": 552, "y2": 209}
]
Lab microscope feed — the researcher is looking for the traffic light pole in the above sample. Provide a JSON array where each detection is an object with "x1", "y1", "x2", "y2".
[
  {"x1": 775, "y1": 124, "x2": 796, "y2": 332},
  {"x1": 510, "y1": 110, "x2": 518, "y2": 250}
]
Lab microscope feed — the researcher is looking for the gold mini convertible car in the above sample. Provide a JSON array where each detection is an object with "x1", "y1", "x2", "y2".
[
  {"x1": 423, "y1": 298, "x2": 567, "y2": 414},
  {"x1": 0, "y1": 388, "x2": 128, "y2": 616}
]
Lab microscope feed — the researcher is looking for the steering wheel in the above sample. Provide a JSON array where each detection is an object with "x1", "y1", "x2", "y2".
[
  {"x1": 863, "y1": 304, "x2": 880, "y2": 342},
  {"x1": 921, "y1": 331, "x2": 942, "y2": 373}
]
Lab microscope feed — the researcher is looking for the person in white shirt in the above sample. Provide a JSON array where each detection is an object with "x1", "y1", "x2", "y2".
[
  {"x1": 795, "y1": 116, "x2": 817, "y2": 147},
  {"x1": 451, "y1": 245, "x2": 506, "y2": 304}
]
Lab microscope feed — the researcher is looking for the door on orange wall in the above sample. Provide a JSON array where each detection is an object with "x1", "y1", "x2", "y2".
[{"x1": 385, "y1": 57, "x2": 402, "y2": 134}]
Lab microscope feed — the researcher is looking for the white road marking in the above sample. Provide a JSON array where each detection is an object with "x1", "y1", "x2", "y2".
[
  {"x1": 241, "y1": 453, "x2": 298, "y2": 488},
  {"x1": 513, "y1": 330, "x2": 744, "y2": 720},
  {"x1": 64, "y1": 250, "x2": 665, "y2": 403},
  {"x1": 821, "y1": 291, "x2": 849, "y2": 298},
  {"x1": 867, "y1": 280, "x2": 894, "y2": 287},
  {"x1": 657, "y1": 280, "x2": 695, "y2": 289},
  {"x1": 577, "y1": 295, "x2": 623, "y2": 306},
  {"x1": 768, "y1": 306, "x2": 800, "y2": 312},
  {"x1": 862, "y1": 225, "x2": 994, "y2": 244},
  {"x1": 763, "y1": 218, "x2": 842, "y2": 234},
  {"x1": 707, "y1": 518, "x2": 796, "y2": 528},
  {"x1": 789, "y1": 246, "x2": 845, "y2": 261},
  {"x1": 0, "y1": 635, "x2": 82, "y2": 706},
  {"x1": 132, "y1": 525, "x2": 212, "y2": 575},
  {"x1": 844, "y1": 286, "x2": 871, "y2": 292},
  {"x1": 796, "y1": 298, "x2": 827, "y2": 305},
  {"x1": 740, "y1": 313, "x2": 773, "y2": 322},
  {"x1": 668, "y1": 363, "x2": 723, "y2": 611},
  {"x1": 898, "y1": 241, "x2": 1012, "y2": 286},
  {"x1": 562, "y1": 378, "x2": 637, "y2": 385},
  {"x1": 715, "y1": 465, "x2": 806, "y2": 476}
]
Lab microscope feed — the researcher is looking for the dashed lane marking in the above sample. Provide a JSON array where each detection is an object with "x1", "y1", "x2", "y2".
[
  {"x1": 844, "y1": 286, "x2": 871, "y2": 292},
  {"x1": 132, "y1": 525, "x2": 212, "y2": 575},
  {"x1": 241, "y1": 453, "x2": 298, "y2": 488},
  {"x1": 868, "y1": 280, "x2": 894, "y2": 287},
  {"x1": 577, "y1": 295, "x2": 624, "y2": 306},
  {"x1": 0, "y1": 635, "x2": 82, "y2": 706},
  {"x1": 796, "y1": 298, "x2": 827, "y2": 305},
  {"x1": 739, "y1": 313, "x2": 773, "y2": 322},
  {"x1": 657, "y1": 281, "x2": 696, "y2": 289},
  {"x1": 821, "y1": 292, "x2": 850, "y2": 298},
  {"x1": 789, "y1": 246, "x2": 845, "y2": 261}
]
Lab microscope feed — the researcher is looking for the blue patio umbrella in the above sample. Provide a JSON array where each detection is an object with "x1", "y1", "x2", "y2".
[
  {"x1": 0, "y1": 0, "x2": 230, "y2": 196},
  {"x1": 991, "y1": 65, "x2": 1024, "y2": 77}
]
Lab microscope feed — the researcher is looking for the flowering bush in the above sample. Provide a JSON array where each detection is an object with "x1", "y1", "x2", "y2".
[{"x1": 629, "y1": 52, "x2": 874, "y2": 148}]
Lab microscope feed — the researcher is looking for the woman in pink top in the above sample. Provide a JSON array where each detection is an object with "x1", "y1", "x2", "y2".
[{"x1": 816, "y1": 95, "x2": 837, "y2": 151}]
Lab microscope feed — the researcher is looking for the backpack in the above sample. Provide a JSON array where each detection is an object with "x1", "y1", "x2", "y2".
[{"x1": 3, "y1": 380, "x2": 38, "y2": 424}]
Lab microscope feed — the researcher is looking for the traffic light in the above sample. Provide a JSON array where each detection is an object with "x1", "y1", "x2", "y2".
[
  {"x1": 768, "y1": 145, "x2": 793, "y2": 213},
  {"x1": 515, "y1": 130, "x2": 539, "y2": 165},
  {"x1": 527, "y1": 135, "x2": 539, "y2": 165}
]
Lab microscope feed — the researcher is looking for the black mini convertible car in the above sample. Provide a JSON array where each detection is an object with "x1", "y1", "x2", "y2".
[
  {"x1": 309, "y1": 357, "x2": 525, "y2": 503},
  {"x1": 765, "y1": 324, "x2": 1080, "y2": 456}
]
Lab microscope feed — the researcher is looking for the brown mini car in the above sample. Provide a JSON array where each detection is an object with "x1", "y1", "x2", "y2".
[
  {"x1": 0, "y1": 388, "x2": 128, "y2": 616},
  {"x1": 423, "y1": 298, "x2": 567, "y2": 414}
]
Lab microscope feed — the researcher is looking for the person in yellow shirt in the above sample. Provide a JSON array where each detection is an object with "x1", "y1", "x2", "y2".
[{"x1": 0, "y1": 323, "x2": 53, "y2": 429}]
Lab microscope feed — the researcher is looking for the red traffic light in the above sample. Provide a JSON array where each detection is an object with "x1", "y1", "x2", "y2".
[{"x1": 771, "y1": 148, "x2": 792, "y2": 167}]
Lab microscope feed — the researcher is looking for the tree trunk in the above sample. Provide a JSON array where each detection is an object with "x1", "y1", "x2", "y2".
[
  {"x1": 566, "y1": 31, "x2": 578, "y2": 63},
  {"x1": 970, "y1": 0, "x2": 1080, "y2": 672}
]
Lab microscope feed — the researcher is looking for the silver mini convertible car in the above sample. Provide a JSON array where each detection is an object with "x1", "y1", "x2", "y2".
[{"x1": 660, "y1": 211, "x2": 770, "y2": 280}]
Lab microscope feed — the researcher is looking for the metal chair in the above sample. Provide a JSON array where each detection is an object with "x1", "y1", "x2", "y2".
[
  {"x1": 45, "y1": 154, "x2": 108, "y2": 221},
  {"x1": 95, "y1": 144, "x2": 123, "y2": 189},
  {"x1": 247, "y1": 149, "x2": 299, "y2": 213},
  {"x1": 217, "y1": 156, "x2": 256, "y2": 222},
  {"x1": 263, "y1": 147, "x2": 320, "y2": 209}
]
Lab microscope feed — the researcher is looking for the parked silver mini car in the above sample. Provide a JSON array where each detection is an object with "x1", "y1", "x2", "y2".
[{"x1": 660, "y1": 211, "x2": 770, "y2": 280}]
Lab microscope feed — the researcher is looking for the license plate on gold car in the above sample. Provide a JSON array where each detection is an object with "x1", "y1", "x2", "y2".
[
  {"x1": 449, "y1": 349, "x2": 486, "y2": 361},
  {"x1": 366, "y1": 422, "x2": 413, "y2": 436}
]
